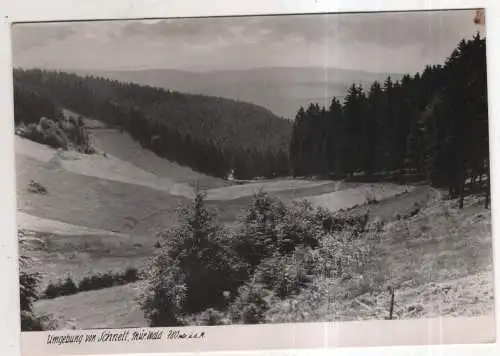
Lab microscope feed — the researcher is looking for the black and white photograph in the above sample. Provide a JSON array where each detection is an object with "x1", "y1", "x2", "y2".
[{"x1": 12, "y1": 7, "x2": 494, "y2": 345}]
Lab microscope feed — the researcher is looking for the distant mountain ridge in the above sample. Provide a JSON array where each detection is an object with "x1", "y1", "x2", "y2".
[{"x1": 68, "y1": 67, "x2": 404, "y2": 119}]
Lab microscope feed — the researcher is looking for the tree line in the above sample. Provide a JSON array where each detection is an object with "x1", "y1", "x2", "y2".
[
  {"x1": 13, "y1": 69, "x2": 292, "y2": 180},
  {"x1": 289, "y1": 34, "x2": 489, "y2": 207}
]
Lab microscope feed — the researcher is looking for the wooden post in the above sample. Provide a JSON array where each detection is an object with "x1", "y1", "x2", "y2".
[{"x1": 388, "y1": 286, "x2": 395, "y2": 320}]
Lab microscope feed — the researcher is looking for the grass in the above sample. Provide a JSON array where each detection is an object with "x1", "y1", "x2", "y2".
[
  {"x1": 17, "y1": 136, "x2": 195, "y2": 198},
  {"x1": 16, "y1": 154, "x2": 189, "y2": 236},
  {"x1": 20, "y1": 229, "x2": 153, "y2": 290},
  {"x1": 303, "y1": 183, "x2": 413, "y2": 213},
  {"x1": 34, "y1": 283, "x2": 147, "y2": 330},
  {"x1": 205, "y1": 181, "x2": 357, "y2": 226},
  {"x1": 343, "y1": 186, "x2": 441, "y2": 222},
  {"x1": 17, "y1": 211, "x2": 129, "y2": 237},
  {"x1": 263, "y1": 194, "x2": 494, "y2": 323},
  {"x1": 89, "y1": 128, "x2": 228, "y2": 190},
  {"x1": 205, "y1": 179, "x2": 334, "y2": 200}
]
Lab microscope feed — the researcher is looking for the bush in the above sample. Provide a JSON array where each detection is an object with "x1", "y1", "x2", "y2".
[
  {"x1": 139, "y1": 189, "x2": 248, "y2": 326},
  {"x1": 233, "y1": 192, "x2": 325, "y2": 267},
  {"x1": 139, "y1": 189, "x2": 385, "y2": 326},
  {"x1": 21, "y1": 311, "x2": 58, "y2": 331},
  {"x1": 252, "y1": 249, "x2": 314, "y2": 298},
  {"x1": 18, "y1": 229, "x2": 57, "y2": 331},
  {"x1": 16, "y1": 115, "x2": 95, "y2": 153},
  {"x1": 189, "y1": 308, "x2": 229, "y2": 326},
  {"x1": 233, "y1": 190, "x2": 287, "y2": 266},
  {"x1": 122, "y1": 266, "x2": 140, "y2": 283},
  {"x1": 43, "y1": 267, "x2": 140, "y2": 298},
  {"x1": 228, "y1": 284, "x2": 278, "y2": 324}
]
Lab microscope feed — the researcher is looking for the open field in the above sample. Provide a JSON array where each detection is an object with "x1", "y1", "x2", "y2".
[
  {"x1": 89, "y1": 128, "x2": 228, "y2": 190},
  {"x1": 17, "y1": 153, "x2": 188, "y2": 236},
  {"x1": 304, "y1": 184, "x2": 414, "y2": 212},
  {"x1": 34, "y1": 283, "x2": 146, "y2": 329},
  {"x1": 16, "y1": 136, "x2": 195, "y2": 198},
  {"x1": 205, "y1": 179, "x2": 334, "y2": 200},
  {"x1": 17, "y1": 212, "x2": 129, "y2": 237},
  {"x1": 25, "y1": 230, "x2": 153, "y2": 289}
]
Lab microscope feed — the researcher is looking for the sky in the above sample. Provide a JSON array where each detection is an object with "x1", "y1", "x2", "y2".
[{"x1": 11, "y1": 9, "x2": 484, "y2": 74}]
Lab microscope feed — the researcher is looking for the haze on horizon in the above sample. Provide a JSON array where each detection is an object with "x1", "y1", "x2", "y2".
[{"x1": 12, "y1": 9, "x2": 483, "y2": 75}]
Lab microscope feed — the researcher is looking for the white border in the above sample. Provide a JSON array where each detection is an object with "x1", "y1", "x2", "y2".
[
  {"x1": 1, "y1": 1, "x2": 499, "y2": 356},
  {"x1": 0, "y1": 0, "x2": 495, "y2": 22}
]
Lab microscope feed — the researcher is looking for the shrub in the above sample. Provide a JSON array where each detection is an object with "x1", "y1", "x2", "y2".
[
  {"x1": 44, "y1": 282, "x2": 61, "y2": 299},
  {"x1": 18, "y1": 229, "x2": 57, "y2": 331},
  {"x1": 140, "y1": 189, "x2": 386, "y2": 326},
  {"x1": 43, "y1": 267, "x2": 140, "y2": 298},
  {"x1": 190, "y1": 308, "x2": 229, "y2": 326},
  {"x1": 16, "y1": 114, "x2": 95, "y2": 153},
  {"x1": 122, "y1": 267, "x2": 139, "y2": 283},
  {"x1": 233, "y1": 190, "x2": 287, "y2": 266},
  {"x1": 139, "y1": 189, "x2": 248, "y2": 326},
  {"x1": 234, "y1": 192, "x2": 324, "y2": 267},
  {"x1": 45, "y1": 277, "x2": 79, "y2": 297},
  {"x1": 138, "y1": 261, "x2": 187, "y2": 326},
  {"x1": 252, "y1": 248, "x2": 314, "y2": 298},
  {"x1": 228, "y1": 283, "x2": 278, "y2": 324},
  {"x1": 20, "y1": 271, "x2": 41, "y2": 313},
  {"x1": 20, "y1": 311, "x2": 57, "y2": 331},
  {"x1": 265, "y1": 277, "x2": 340, "y2": 323}
]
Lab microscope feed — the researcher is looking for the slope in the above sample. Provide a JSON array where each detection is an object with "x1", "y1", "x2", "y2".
[
  {"x1": 33, "y1": 193, "x2": 493, "y2": 329},
  {"x1": 14, "y1": 69, "x2": 293, "y2": 179},
  {"x1": 88, "y1": 128, "x2": 228, "y2": 190},
  {"x1": 16, "y1": 138, "x2": 190, "y2": 236}
]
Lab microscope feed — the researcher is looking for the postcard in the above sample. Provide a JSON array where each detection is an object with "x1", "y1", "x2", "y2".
[{"x1": 8, "y1": 7, "x2": 495, "y2": 355}]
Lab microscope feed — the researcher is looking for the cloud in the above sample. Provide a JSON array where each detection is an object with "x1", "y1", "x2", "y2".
[
  {"x1": 11, "y1": 9, "x2": 482, "y2": 73},
  {"x1": 243, "y1": 9, "x2": 479, "y2": 49},
  {"x1": 12, "y1": 22, "x2": 77, "y2": 50}
]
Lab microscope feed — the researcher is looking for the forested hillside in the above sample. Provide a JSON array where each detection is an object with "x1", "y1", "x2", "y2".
[
  {"x1": 289, "y1": 34, "x2": 489, "y2": 206},
  {"x1": 13, "y1": 70, "x2": 292, "y2": 180}
]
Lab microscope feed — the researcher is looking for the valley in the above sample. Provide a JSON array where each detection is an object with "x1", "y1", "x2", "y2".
[{"x1": 15, "y1": 118, "x2": 493, "y2": 328}]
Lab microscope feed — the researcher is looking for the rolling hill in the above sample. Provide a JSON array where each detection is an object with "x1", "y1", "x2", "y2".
[
  {"x1": 13, "y1": 68, "x2": 293, "y2": 180},
  {"x1": 70, "y1": 67, "x2": 404, "y2": 119}
]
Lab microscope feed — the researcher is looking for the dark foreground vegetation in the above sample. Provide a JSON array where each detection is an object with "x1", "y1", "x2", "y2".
[
  {"x1": 138, "y1": 189, "x2": 381, "y2": 326},
  {"x1": 18, "y1": 230, "x2": 57, "y2": 331},
  {"x1": 289, "y1": 34, "x2": 489, "y2": 207}
]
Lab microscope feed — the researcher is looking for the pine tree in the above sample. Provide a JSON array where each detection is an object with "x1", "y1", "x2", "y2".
[{"x1": 139, "y1": 189, "x2": 247, "y2": 326}]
